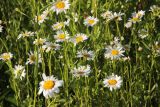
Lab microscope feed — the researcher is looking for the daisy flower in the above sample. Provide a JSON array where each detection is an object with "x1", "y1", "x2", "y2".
[
  {"x1": 38, "y1": 73, "x2": 63, "y2": 99},
  {"x1": 42, "y1": 42, "x2": 60, "y2": 52},
  {"x1": 125, "y1": 10, "x2": 145, "y2": 28},
  {"x1": 52, "y1": 20, "x2": 70, "y2": 30},
  {"x1": 77, "y1": 50, "x2": 94, "y2": 60},
  {"x1": 84, "y1": 16, "x2": 99, "y2": 27},
  {"x1": 33, "y1": 38, "x2": 46, "y2": 45},
  {"x1": 101, "y1": 10, "x2": 112, "y2": 19},
  {"x1": 26, "y1": 51, "x2": 42, "y2": 65},
  {"x1": 71, "y1": 33, "x2": 88, "y2": 45},
  {"x1": 0, "y1": 52, "x2": 13, "y2": 61},
  {"x1": 54, "y1": 30, "x2": 69, "y2": 42},
  {"x1": 35, "y1": 14, "x2": 48, "y2": 25},
  {"x1": 51, "y1": 0, "x2": 70, "y2": 14},
  {"x1": 103, "y1": 73, "x2": 122, "y2": 91},
  {"x1": 17, "y1": 31, "x2": 35, "y2": 39},
  {"x1": 105, "y1": 43, "x2": 125, "y2": 60},
  {"x1": 13, "y1": 65, "x2": 26, "y2": 80},
  {"x1": 71, "y1": 65, "x2": 91, "y2": 77}
]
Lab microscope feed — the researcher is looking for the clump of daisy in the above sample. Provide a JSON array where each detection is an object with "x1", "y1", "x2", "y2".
[
  {"x1": 101, "y1": 11, "x2": 124, "y2": 22},
  {"x1": 13, "y1": 65, "x2": 26, "y2": 80},
  {"x1": 38, "y1": 73, "x2": 63, "y2": 99},
  {"x1": 149, "y1": 5, "x2": 160, "y2": 18},
  {"x1": 42, "y1": 42, "x2": 61, "y2": 53},
  {"x1": 125, "y1": 10, "x2": 145, "y2": 28},
  {"x1": 84, "y1": 16, "x2": 99, "y2": 27},
  {"x1": 17, "y1": 31, "x2": 35, "y2": 39},
  {"x1": 138, "y1": 29, "x2": 148, "y2": 39},
  {"x1": 103, "y1": 73, "x2": 122, "y2": 91},
  {"x1": 105, "y1": 38, "x2": 125, "y2": 60},
  {"x1": 52, "y1": 20, "x2": 70, "y2": 30},
  {"x1": 51, "y1": 0, "x2": 70, "y2": 15},
  {"x1": 0, "y1": 52, "x2": 13, "y2": 61},
  {"x1": 77, "y1": 50, "x2": 94, "y2": 60},
  {"x1": 26, "y1": 51, "x2": 42, "y2": 65},
  {"x1": 70, "y1": 33, "x2": 88, "y2": 46},
  {"x1": 33, "y1": 38, "x2": 46, "y2": 45},
  {"x1": 71, "y1": 65, "x2": 91, "y2": 77},
  {"x1": 54, "y1": 30, "x2": 69, "y2": 42}
]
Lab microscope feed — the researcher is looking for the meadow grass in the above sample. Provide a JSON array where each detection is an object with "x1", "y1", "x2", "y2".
[{"x1": 0, "y1": 0, "x2": 160, "y2": 107}]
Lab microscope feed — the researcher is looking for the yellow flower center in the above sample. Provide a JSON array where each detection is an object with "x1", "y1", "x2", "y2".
[
  {"x1": 37, "y1": 16, "x2": 43, "y2": 21},
  {"x1": 77, "y1": 71, "x2": 84, "y2": 75},
  {"x1": 108, "y1": 79, "x2": 117, "y2": 85},
  {"x1": 2, "y1": 54, "x2": 11, "y2": 60},
  {"x1": 83, "y1": 53, "x2": 90, "y2": 58},
  {"x1": 132, "y1": 17, "x2": 139, "y2": 22},
  {"x1": 111, "y1": 50, "x2": 119, "y2": 56},
  {"x1": 76, "y1": 36, "x2": 83, "y2": 43},
  {"x1": 30, "y1": 55, "x2": 36, "y2": 62},
  {"x1": 53, "y1": 23, "x2": 64, "y2": 30},
  {"x1": 55, "y1": 1, "x2": 65, "y2": 9},
  {"x1": 58, "y1": 34, "x2": 65, "y2": 39},
  {"x1": 88, "y1": 19, "x2": 95, "y2": 25},
  {"x1": 43, "y1": 80, "x2": 55, "y2": 90}
]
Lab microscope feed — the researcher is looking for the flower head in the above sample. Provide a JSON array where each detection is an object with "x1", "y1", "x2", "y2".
[
  {"x1": 17, "y1": 31, "x2": 35, "y2": 39},
  {"x1": 52, "y1": 20, "x2": 69, "y2": 30},
  {"x1": 13, "y1": 65, "x2": 26, "y2": 80},
  {"x1": 103, "y1": 73, "x2": 122, "y2": 91},
  {"x1": 51, "y1": 0, "x2": 70, "y2": 14},
  {"x1": 105, "y1": 43, "x2": 125, "y2": 60},
  {"x1": 71, "y1": 33, "x2": 88, "y2": 46},
  {"x1": 77, "y1": 50, "x2": 94, "y2": 60},
  {"x1": 0, "y1": 52, "x2": 13, "y2": 61},
  {"x1": 54, "y1": 30, "x2": 69, "y2": 42},
  {"x1": 71, "y1": 65, "x2": 91, "y2": 77},
  {"x1": 42, "y1": 42, "x2": 60, "y2": 52},
  {"x1": 33, "y1": 38, "x2": 46, "y2": 45},
  {"x1": 84, "y1": 16, "x2": 99, "y2": 27},
  {"x1": 38, "y1": 73, "x2": 63, "y2": 99},
  {"x1": 26, "y1": 51, "x2": 42, "y2": 65}
]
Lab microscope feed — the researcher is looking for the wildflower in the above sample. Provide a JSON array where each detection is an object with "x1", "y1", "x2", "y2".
[
  {"x1": 101, "y1": 10, "x2": 112, "y2": 19},
  {"x1": 38, "y1": 73, "x2": 63, "y2": 99},
  {"x1": 77, "y1": 50, "x2": 94, "y2": 60},
  {"x1": 125, "y1": 10, "x2": 145, "y2": 28},
  {"x1": 105, "y1": 43, "x2": 125, "y2": 60},
  {"x1": 0, "y1": 52, "x2": 13, "y2": 61},
  {"x1": 26, "y1": 51, "x2": 42, "y2": 64},
  {"x1": 84, "y1": 16, "x2": 99, "y2": 27},
  {"x1": 52, "y1": 20, "x2": 70, "y2": 30},
  {"x1": 103, "y1": 73, "x2": 122, "y2": 91},
  {"x1": 33, "y1": 38, "x2": 46, "y2": 45},
  {"x1": 13, "y1": 65, "x2": 26, "y2": 80},
  {"x1": 35, "y1": 14, "x2": 48, "y2": 25},
  {"x1": 71, "y1": 65, "x2": 91, "y2": 77},
  {"x1": 71, "y1": 33, "x2": 88, "y2": 45},
  {"x1": 54, "y1": 30, "x2": 69, "y2": 42},
  {"x1": 42, "y1": 42, "x2": 60, "y2": 52},
  {"x1": 17, "y1": 31, "x2": 35, "y2": 39},
  {"x1": 51, "y1": 0, "x2": 70, "y2": 14},
  {"x1": 101, "y1": 11, "x2": 124, "y2": 22}
]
